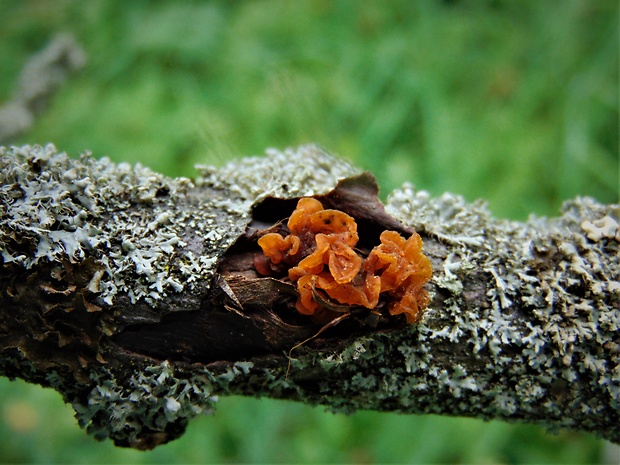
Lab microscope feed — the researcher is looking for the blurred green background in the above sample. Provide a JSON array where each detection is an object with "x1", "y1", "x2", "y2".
[{"x1": 0, "y1": 0, "x2": 618, "y2": 463}]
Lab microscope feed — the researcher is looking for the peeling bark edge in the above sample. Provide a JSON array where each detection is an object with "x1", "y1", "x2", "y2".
[{"x1": 0, "y1": 143, "x2": 618, "y2": 449}]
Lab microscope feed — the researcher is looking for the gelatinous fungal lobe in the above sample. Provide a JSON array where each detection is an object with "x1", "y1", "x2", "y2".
[
  {"x1": 255, "y1": 197, "x2": 432, "y2": 323},
  {"x1": 366, "y1": 231, "x2": 433, "y2": 323}
]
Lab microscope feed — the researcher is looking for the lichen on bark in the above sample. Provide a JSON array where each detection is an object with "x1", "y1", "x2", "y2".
[{"x1": 0, "y1": 143, "x2": 618, "y2": 449}]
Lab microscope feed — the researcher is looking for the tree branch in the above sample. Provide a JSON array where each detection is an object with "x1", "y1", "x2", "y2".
[
  {"x1": 0, "y1": 144, "x2": 618, "y2": 450},
  {"x1": 0, "y1": 34, "x2": 86, "y2": 144}
]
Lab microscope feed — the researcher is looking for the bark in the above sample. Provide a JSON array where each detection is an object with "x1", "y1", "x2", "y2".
[{"x1": 0, "y1": 143, "x2": 618, "y2": 450}]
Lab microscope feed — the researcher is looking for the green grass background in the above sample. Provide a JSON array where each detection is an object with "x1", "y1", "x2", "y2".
[{"x1": 0, "y1": 0, "x2": 618, "y2": 463}]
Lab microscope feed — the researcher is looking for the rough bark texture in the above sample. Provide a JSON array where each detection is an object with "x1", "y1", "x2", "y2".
[{"x1": 0, "y1": 144, "x2": 618, "y2": 450}]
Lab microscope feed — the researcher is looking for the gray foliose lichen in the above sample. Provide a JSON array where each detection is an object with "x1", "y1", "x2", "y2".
[
  {"x1": 69, "y1": 360, "x2": 252, "y2": 446},
  {"x1": 0, "y1": 143, "x2": 357, "y2": 307},
  {"x1": 232, "y1": 186, "x2": 617, "y2": 441},
  {"x1": 2, "y1": 144, "x2": 617, "y2": 444},
  {"x1": 212, "y1": 186, "x2": 618, "y2": 441},
  {"x1": 380, "y1": 186, "x2": 617, "y2": 435},
  {"x1": 1, "y1": 143, "x2": 360, "y2": 445},
  {"x1": 2, "y1": 144, "x2": 195, "y2": 305}
]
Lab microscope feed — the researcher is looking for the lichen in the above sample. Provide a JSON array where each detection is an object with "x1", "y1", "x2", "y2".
[
  {"x1": 222, "y1": 185, "x2": 618, "y2": 440},
  {"x1": 195, "y1": 145, "x2": 358, "y2": 203},
  {"x1": 1, "y1": 144, "x2": 194, "y2": 305},
  {"x1": 380, "y1": 186, "x2": 618, "y2": 433},
  {"x1": 0, "y1": 144, "x2": 358, "y2": 308},
  {"x1": 71, "y1": 360, "x2": 254, "y2": 446},
  {"x1": 2, "y1": 144, "x2": 617, "y2": 444}
]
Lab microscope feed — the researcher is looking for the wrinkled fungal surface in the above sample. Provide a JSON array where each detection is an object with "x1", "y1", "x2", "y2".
[
  {"x1": 254, "y1": 197, "x2": 432, "y2": 323},
  {"x1": 0, "y1": 143, "x2": 618, "y2": 449}
]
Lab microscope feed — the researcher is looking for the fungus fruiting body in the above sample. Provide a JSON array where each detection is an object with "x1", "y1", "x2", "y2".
[{"x1": 255, "y1": 198, "x2": 432, "y2": 323}]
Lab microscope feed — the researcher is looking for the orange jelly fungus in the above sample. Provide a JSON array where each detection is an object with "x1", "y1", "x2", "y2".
[{"x1": 256, "y1": 198, "x2": 432, "y2": 323}]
